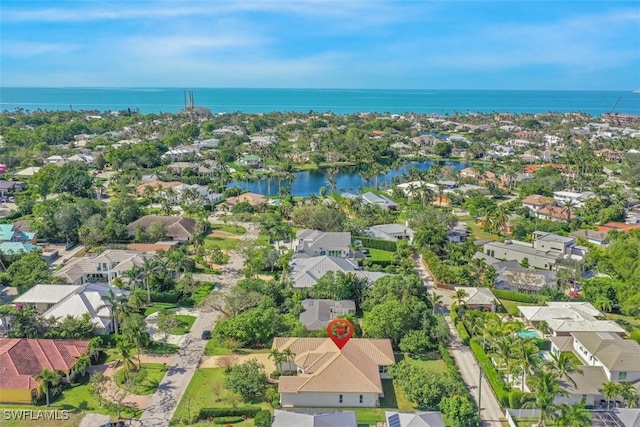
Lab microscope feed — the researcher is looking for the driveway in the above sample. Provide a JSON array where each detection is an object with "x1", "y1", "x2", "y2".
[
  {"x1": 414, "y1": 255, "x2": 505, "y2": 426},
  {"x1": 138, "y1": 223, "x2": 259, "y2": 427}
]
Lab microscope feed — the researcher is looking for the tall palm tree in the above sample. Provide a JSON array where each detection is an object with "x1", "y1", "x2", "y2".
[
  {"x1": 517, "y1": 338, "x2": 543, "y2": 389},
  {"x1": 618, "y1": 382, "x2": 640, "y2": 408},
  {"x1": 553, "y1": 402, "x2": 592, "y2": 427},
  {"x1": 523, "y1": 368, "x2": 568, "y2": 427},
  {"x1": 115, "y1": 338, "x2": 137, "y2": 380},
  {"x1": 124, "y1": 266, "x2": 144, "y2": 290},
  {"x1": 103, "y1": 289, "x2": 126, "y2": 334},
  {"x1": 142, "y1": 257, "x2": 163, "y2": 303},
  {"x1": 599, "y1": 381, "x2": 621, "y2": 410},
  {"x1": 87, "y1": 336, "x2": 102, "y2": 362},
  {"x1": 427, "y1": 292, "x2": 443, "y2": 315},
  {"x1": 35, "y1": 368, "x2": 62, "y2": 406},
  {"x1": 120, "y1": 313, "x2": 148, "y2": 366},
  {"x1": 281, "y1": 347, "x2": 296, "y2": 369},
  {"x1": 547, "y1": 351, "x2": 583, "y2": 388}
]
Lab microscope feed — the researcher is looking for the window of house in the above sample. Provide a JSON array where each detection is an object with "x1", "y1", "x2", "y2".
[
  {"x1": 379, "y1": 366, "x2": 386, "y2": 374},
  {"x1": 619, "y1": 372, "x2": 627, "y2": 380},
  {"x1": 339, "y1": 394, "x2": 343, "y2": 403},
  {"x1": 359, "y1": 395, "x2": 363, "y2": 404}
]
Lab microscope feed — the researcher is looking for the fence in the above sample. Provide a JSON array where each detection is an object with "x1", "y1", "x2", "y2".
[{"x1": 505, "y1": 409, "x2": 540, "y2": 427}]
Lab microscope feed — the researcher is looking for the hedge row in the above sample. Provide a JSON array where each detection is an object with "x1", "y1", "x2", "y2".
[
  {"x1": 469, "y1": 338, "x2": 509, "y2": 406},
  {"x1": 355, "y1": 236, "x2": 398, "y2": 252},
  {"x1": 254, "y1": 410, "x2": 272, "y2": 427},
  {"x1": 198, "y1": 407, "x2": 261, "y2": 419},
  {"x1": 492, "y1": 289, "x2": 546, "y2": 304},
  {"x1": 364, "y1": 259, "x2": 394, "y2": 268},
  {"x1": 456, "y1": 321, "x2": 471, "y2": 345}
]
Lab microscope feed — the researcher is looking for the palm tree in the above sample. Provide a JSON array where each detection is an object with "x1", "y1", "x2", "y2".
[
  {"x1": 523, "y1": 368, "x2": 567, "y2": 427},
  {"x1": 599, "y1": 381, "x2": 621, "y2": 410},
  {"x1": 142, "y1": 257, "x2": 162, "y2": 303},
  {"x1": 553, "y1": 402, "x2": 592, "y2": 427},
  {"x1": 454, "y1": 288, "x2": 468, "y2": 306},
  {"x1": 115, "y1": 338, "x2": 137, "y2": 380},
  {"x1": 268, "y1": 349, "x2": 286, "y2": 369},
  {"x1": 427, "y1": 292, "x2": 443, "y2": 315},
  {"x1": 517, "y1": 338, "x2": 543, "y2": 389},
  {"x1": 35, "y1": 368, "x2": 62, "y2": 406},
  {"x1": 281, "y1": 347, "x2": 296, "y2": 370},
  {"x1": 87, "y1": 337, "x2": 102, "y2": 362},
  {"x1": 547, "y1": 351, "x2": 583, "y2": 388},
  {"x1": 618, "y1": 382, "x2": 640, "y2": 408},
  {"x1": 124, "y1": 266, "x2": 144, "y2": 290},
  {"x1": 73, "y1": 355, "x2": 91, "y2": 380},
  {"x1": 103, "y1": 289, "x2": 126, "y2": 334}
]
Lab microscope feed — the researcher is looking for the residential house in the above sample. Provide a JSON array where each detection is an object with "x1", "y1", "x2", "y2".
[
  {"x1": 385, "y1": 411, "x2": 446, "y2": 427},
  {"x1": 0, "y1": 338, "x2": 89, "y2": 403},
  {"x1": 223, "y1": 192, "x2": 267, "y2": 209},
  {"x1": 0, "y1": 223, "x2": 39, "y2": 255},
  {"x1": 549, "y1": 332, "x2": 640, "y2": 406},
  {"x1": 482, "y1": 232, "x2": 586, "y2": 271},
  {"x1": 290, "y1": 256, "x2": 387, "y2": 289},
  {"x1": 299, "y1": 299, "x2": 356, "y2": 331},
  {"x1": 13, "y1": 167, "x2": 41, "y2": 178},
  {"x1": 136, "y1": 181, "x2": 181, "y2": 197},
  {"x1": 364, "y1": 224, "x2": 414, "y2": 242},
  {"x1": 54, "y1": 249, "x2": 152, "y2": 286},
  {"x1": 13, "y1": 283, "x2": 129, "y2": 335},
  {"x1": 173, "y1": 184, "x2": 222, "y2": 205},
  {"x1": 518, "y1": 302, "x2": 626, "y2": 337},
  {"x1": 491, "y1": 260, "x2": 557, "y2": 293},
  {"x1": 271, "y1": 410, "x2": 357, "y2": 427},
  {"x1": 162, "y1": 147, "x2": 199, "y2": 162},
  {"x1": 521, "y1": 194, "x2": 555, "y2": 213},
  {"x1": 455, "y1": 287, "x2": 496, "y2": 311},
  {"x1": 535, "y1": 206, "x2": 574, "y2": 223},
  {"x1": 597, "y1": 222, "x2": 640, "y2": 233},
  {"x1": 273, "y1": 337, "x2": 395, "y2": 408},
  {"x1": 294, "y1": 230, "x2": 353, "y2": 259},
  {"x1": 570, "y1": 229, "x2": 609, "y2": 246},
  {"x1": 238, "y1": 154, "x2": 262, "y2": 168},
  {"x1": 360, "y1": 192, "x2": 398, "y2": 211},
  {"x1": 126, "y1": 215, "x2": 198, "y2": 241},
  {"x1": 0, "y1": 181, "x2": 25, "y2": 197},
  {"x1": 553, "y1": 191, "x2": 596, "y2": 208}
]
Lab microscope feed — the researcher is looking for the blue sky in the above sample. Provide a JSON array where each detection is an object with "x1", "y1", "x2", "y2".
[{"x1": 1, "y1": 0, "x2": 639, "y2": 89}]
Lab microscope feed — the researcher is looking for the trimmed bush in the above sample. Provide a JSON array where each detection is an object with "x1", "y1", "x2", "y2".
[
  {"x1": 198, "y1": 407, "x2": 261, "y2": 420},
  {"x1": 492, "y1": 289, "x2": 546, "y2": 304},
  {"x1": 254, "y1": 410, "x2": 272, "y2": 427},
  {"x1": 469, "y1": 339, "x2": 509, "y2": 406},
  {"x1": 213, "y1": 417, "x2": 245, "y2": 425},
  {"x1": 149, "y1": 290, "x2": 182, "y2": 303},
  {"x1": 355, "y1": 236, "x2": 398, "y2": 252},
  {"x1": 455, "y1": 321, "x2": 471, "y2": 345}
]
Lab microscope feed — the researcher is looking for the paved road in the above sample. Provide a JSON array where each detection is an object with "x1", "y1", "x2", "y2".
[
  {"x1": 138, "y1": 223, "x2": 258, "y2": 427},
  {"x1": 414, "y1": 255, "x2": 505, "y2": 427}
]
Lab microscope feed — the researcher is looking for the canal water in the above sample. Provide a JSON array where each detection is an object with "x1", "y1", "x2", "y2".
[{"x1": 228, "y1": 160, "x2": 470, "y2": 197}]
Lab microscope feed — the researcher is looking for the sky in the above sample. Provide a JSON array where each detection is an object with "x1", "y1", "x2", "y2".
[{"x1": 1, "y1": 0, "x2": 639, "y2": 90}]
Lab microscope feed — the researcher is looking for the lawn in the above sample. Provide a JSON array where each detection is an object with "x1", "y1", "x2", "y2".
[
  {"x1": 499, "y1": 299, "x2": 535, "y2": 316},
  {"x1": 192, "y1": 283, "x2": 215, "y2": 305},
  {"x1": 204, "y1": 340, "x2": 271, "y2": 356},
  {"x1": 170, "y1": 315, "x2": 197, "y2": 335},
  {"x1": 144, "y1": 303, "x2": 179, "y2": 316},
  {"x1": 143, "y1": 341, "x2": 180, "y2": 355},
  {"x1": 605, "y1": 312, "x2": 640, "y2": 333},
  {"x1": 562, "y1": 351, "x2": 583, "y2": 366},
  {"x1": 367, "y1": 248, "x2": 395, "y2": 262},
  {"x1": 0, "y1": 378, "x2": 141, "y2": 425},
  {"x1": 210, "y1": 223, "x2": 247, "y2": 235},
  {"x1": 114, "y1": 363, "x2": 168, "y2": 395},
  {"x1": 204, "y1": 235, "x2": 240, "y2": 250},
  {"x1": 465, "y1": 219, "x2": 501, "y2": 241},
  {"x1": 172, "y1": 368, "x2": 270, "y2": 425}
]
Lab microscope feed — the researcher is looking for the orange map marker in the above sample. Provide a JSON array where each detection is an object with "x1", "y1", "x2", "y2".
[{"x1": 327, "y1": 318, "x2": 354, "y2": 350}]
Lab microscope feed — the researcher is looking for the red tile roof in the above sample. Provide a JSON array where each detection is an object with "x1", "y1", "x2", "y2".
[
  {"x1": 597, "y1": 222, "x2": 640, "y2": 233},
  {"x1": 0, "y1": 339, "x2": 89, "y2": 390}
]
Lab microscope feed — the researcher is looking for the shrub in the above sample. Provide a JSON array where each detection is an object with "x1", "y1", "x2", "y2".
[
  {"x1": 509, "y1": 389, "x2": 525, "y2": 409},
  {"x1": 254, "y1": 410, "x2": 272, "y2": 427},
  {"x1": 469, "y1": 338, "x2": 509, "y2": 406},
  {"x1": 455, "y1": 321, "x2": 470, "y2": 345},
  {"x1": 354, "y1": 236, "x2": 398, "y2": 252},
  {"x1": 149, "y1": 290, "x2": 182, "y2": 303},
  {"x1": 630, "y1": 331, "x2": 640, "y2": 344},
  {"x1": 212, "y1": 417, "x2": 244, "y2": 425},
  {"x1": 198, "y1": 407, "x2": 261, "y2": 420}
]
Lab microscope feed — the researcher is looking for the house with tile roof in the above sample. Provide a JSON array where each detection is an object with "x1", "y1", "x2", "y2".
[
  {"x1": 385, "y1": 411, "x2": 446, "y2": 427},
  {"x1": 290, "y1": 256, "x2": 387, "y2": 289},
  {"x1": 548, "y1": 332, "x2": 640, "y2": 406},
  {"x1": 223, "y1": 192, "x2": 267, "y2": 209},
  {"x1": 0, "y1": 338, "x2": 88, "y2": 404},
  {"x1": 13, "y1": 283, "x2": 129, "y2": 335},
  {"x1": 54, "y1": 249, "x2": 152, "y2": 286},
  {"x1": 271, "y1": 410, "x2": 357, "y2": 427},
  {"x1": 521, "y1": 194, "x2": 555, "y2": 212},
  {"x1": 272, "y1": 337, "x2": 394, "y2": 408},
  {"x1": 126, "y1": 215, "x2": 198, "y2": 242},
  {"x1": 299, "y1": 299, "x2": 356, "y2": 331}
]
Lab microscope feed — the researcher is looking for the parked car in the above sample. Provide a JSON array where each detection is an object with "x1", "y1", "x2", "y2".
[{"x1": 201, "y1": 330, "x2": 211, "y2": 340}]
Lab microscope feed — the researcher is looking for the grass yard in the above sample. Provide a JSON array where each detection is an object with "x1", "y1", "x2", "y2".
[
  {"x1": 366, "y1": 248, "x2": 395, "y2": 262},
  {"x1": 204, "y1": 340, "x2": 271, "y2": 356},
  {"x1": 465, "y1": 219, "x2": 501, "y2": 241},
  {"x1": 172, "y1": 368, "x2": 270, "y2": 425},
  {"x1": 204, "y1": 235, "x2": 240, "y2": 250},
  {"x1": 143, "y1": 341, "x2": 180, "y2": 355},
  {"x1": 0, "y1": 379, "x2": 141, "y2": 425},
  {"x1": 115, "y1": 363, "x2": 168, "y2": 395},
  {"x1": 170, "y1": 315, "x2": 197, "y2": 335},
  {"x1": 192, "y1": 283, "x2": 215, "y2": 305},
  {"x1": 499, "y1": 299, "x2": 535, "y2": 316},
  {"x1": 562, "y1": 351, "x2": 583, "y2": 366},
  {"x1": 210, "y1": 223, "x2": 247, "y2": 235},
  {"x1": 605, "y1": 312, "x2": 640, "y2": 333},
  {"x1": 144, "y1": 303, "x2": 179, "y2": 316}
]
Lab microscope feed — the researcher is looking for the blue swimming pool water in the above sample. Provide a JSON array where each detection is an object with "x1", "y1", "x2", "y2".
[{"x1": 518, "y1": 331, "x2": 541, "y2": 339}]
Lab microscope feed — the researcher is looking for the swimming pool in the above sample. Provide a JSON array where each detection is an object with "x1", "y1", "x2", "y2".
[{"x1": 518, "y1": 330, "x2": 541, "y2": 339}]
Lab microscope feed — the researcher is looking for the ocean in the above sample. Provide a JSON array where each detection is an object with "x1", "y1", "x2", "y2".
[{"x1": 1, "y1": 88, "x2": 639, "y2": 116}]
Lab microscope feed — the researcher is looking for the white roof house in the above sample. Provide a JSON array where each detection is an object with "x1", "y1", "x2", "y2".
[
  {"x1": 294, "y1": 230, "x2": 353, "y2": 259},
  {"x1": 519, "y1": 302, "x2": 626, "y2": 336},
  {"x1": 13, "y1": 283, "x2": 128, "y2": 334},
  {"x1": 385, "y1": 411, "x2": 446, "y2": 427},
  {"x1": 365, "y1": 224, "x2": 414, "y2": 242},
  {"x1": 290, "y1": 256, "x2": 387, "y2": 289},
  {"x1": 272, "y1": 410, "x2": 357, "y2": 427},
  {"x1": 54, "y1": 249, "x2": 153, "y2": 286}
]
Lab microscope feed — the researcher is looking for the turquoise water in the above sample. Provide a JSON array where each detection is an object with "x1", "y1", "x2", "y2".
[
  {"x1": 518, "y1": 331, "x2": 541, "y2": 339},
  {"x1": 1, "y1": 88, "x2": 639, "y2": 115}
]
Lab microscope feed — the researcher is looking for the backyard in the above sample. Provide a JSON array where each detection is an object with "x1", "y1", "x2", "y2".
[
  {"x1": 114, "y1": 363, "x2": 168, "y2": 395},
  {"x1": 204, "y1": 235, "x2": 241, "y2": 251}
]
